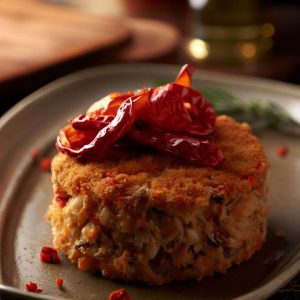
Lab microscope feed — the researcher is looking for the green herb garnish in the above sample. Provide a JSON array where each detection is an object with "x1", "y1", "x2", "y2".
[{"x1": 200, "y1": 86, "x2": 299, "y2": 131}]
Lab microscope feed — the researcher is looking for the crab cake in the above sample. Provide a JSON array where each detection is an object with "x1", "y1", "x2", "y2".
[{"x1": 47, "y1": 115, "x2": 268, "y2": 285}]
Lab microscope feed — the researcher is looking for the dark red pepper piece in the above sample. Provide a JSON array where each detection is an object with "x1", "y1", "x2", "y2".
[
  {"x1": 31, "y1": 149, "x2": 41, "y2": 159},
  {"x1": 25, "y1": 281, "x2": 43, "y2": 293},
  {"x1": 56, "y1": 278, "x2": 64, "y2": 287},
  {"x1": 129, "y1": 126, "x2": 224, "y2": 167},
  {"x1": 40, "y1": 246, "x2": 60, "y2": 264},
  {"x1": 109, "y1": 288, "x2": 131, "y2": 300},
  {"x1": 147, "y1": 83, "x2": 216, "y2": 136},
  {"x1": 276, "y1": 145, "x2": 289, "y2": 157},
  {"x1": 57, "y1": 98, "x2": 135, "y2": 158},
  {"x1": 39, "y1": 157, "x2": 52, "y2": 172}
]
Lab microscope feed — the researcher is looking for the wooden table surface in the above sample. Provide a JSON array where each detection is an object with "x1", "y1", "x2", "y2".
[{"x1": 0, "y1": 0, "x2": 130, "y2": 83}]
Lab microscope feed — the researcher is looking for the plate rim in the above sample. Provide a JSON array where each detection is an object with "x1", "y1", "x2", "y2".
[
  {"x1": 1, "y1": 63, "x2": 300, "y2": 300},
  {"x1": 2, "y1": 63, "x2": 300, "y2": 131}
]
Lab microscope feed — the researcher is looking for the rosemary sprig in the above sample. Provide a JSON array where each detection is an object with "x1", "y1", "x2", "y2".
[{"x1": 200, "y1": 86, "x2": 300, "y2": 135}]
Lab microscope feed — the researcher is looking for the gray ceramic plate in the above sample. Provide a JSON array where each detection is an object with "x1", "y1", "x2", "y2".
[{"x1": 0, "y1": 64, "x2": 300, "y2": 300}]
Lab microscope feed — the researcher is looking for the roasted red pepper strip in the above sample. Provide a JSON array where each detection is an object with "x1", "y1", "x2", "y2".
[
  {"x1": 57, "y1": 98, "x2": 135, "y2": 158},
  {"x1": 147, "y1": 83, "x2": 216, "y2": 136},
  {"x1": 129, "y1": 126, "x2": 224, "y2": 167},
  {"x1": 85, "y1": 67, "x2": 215, "y2": 136},
  {"x1": 56, "y1": 65, "x2": 224, "y2": 166},
  {"x1": 87, "y1": 91, "x2": 135, "y2": 116},
  {"x1": 175, "y1": 64, "x2": 196, "y2": 87},
  {"x1": 72, "y1": 114, "x2": 114, "y2": 131}
]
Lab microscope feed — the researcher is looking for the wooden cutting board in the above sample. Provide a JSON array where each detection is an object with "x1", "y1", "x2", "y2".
[{"x1": 0, "y1": 0, "x2": 130, "y2": 83}]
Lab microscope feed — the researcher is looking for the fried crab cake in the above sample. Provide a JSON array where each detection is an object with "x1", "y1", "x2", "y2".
[{"x1": 47, "y1": 115, "x2": 268, "y2": 285}]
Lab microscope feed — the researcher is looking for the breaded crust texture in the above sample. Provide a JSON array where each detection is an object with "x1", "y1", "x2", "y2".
[{"x1": 47, "y1": 115, "x2": 268, "y2": 285}]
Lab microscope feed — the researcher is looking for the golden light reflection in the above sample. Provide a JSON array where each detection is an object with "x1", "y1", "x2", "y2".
[
  {"x1": 241, "y1": 42, "x2": 256, "y2": 58},
  {"x1": 188, "y1": 38, "x2": 209, "y2": 60},
  {"x1": 189, "y1": 0, "x2": 209, "y2": 9},
  {"x1": 184, "y1": 102, "x2": 192, "y2": 109},
  {"x1": 261, "y1": 23, "x2": 275, "y2": 38}
]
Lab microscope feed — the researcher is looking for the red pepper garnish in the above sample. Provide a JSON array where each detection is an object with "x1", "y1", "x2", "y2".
[
  {"x1": 56, "y1": 277, "x2": 64, "y2": 287},
  {"x1": 40, "y1": 246, "x2": 60, "y2": 264},
  {"x1": 274, "y1": 229, "x2": 285, "y2": 238},
  {"x1": 31, "y1": 149, "x2": 41, "y2": 159},
  {"x1": 129, "y1": 126, "x2": 223, "y2": 167},
  {"x1": 276, "y1": 145, "x2": 289, "y2": 157},
  {"x1": 57, "y1": 98, "x2": 135, "y2": 159},
  {"x1": 25, "y1": 281, "x2": 43, "y2": 293},
  {"x1": 39, "y1": 157, "x2": 52, "y2": 172},
  {"x1": 263, "y1": 257, "x2": 275, "y2": 268},
  {"x1": 174, "y1": 64, "x2": 195, "y2": 87},
  {"x1": 109, "y1": 288, "x2": 131, "y2": 300},
  {"x1": 56, "y1": 65, "x2": 224, "y2": 167}
]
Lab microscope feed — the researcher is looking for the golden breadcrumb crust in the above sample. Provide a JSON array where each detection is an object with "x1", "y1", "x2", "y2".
[
  {"x1": 48, "y1": 115, "x2": 269, "y2": 285},
  {"x1": 52, "y1": 115, "x2": 267, "y2": 211}
]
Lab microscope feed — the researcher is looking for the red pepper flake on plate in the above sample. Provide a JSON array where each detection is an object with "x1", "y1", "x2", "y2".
[
  {"x1": 39, "y1": 156, "x2": 52, "y2": 172},
  {"x1": 25, "y1": 281, "x2": 43, "y2": 293},
  {"x1": 56, "y1": 277, "x2": 64, "y2": 287},
  {"x1": 40, "y1": 246, "x2": 60, "y2": 264},
  {"x1": 109, "y1": 288, "x2": 131, "y2": 300},
  {"x1": 276, "y1": 145, "x2": 289, "y2": 157},
  {"x1": 274, "y1": 229, "x2": 285, "y2": 238},
  {"x1": 31, "y1": 149, "x2": 41, "y2": 159},
  {"x1": 263, "y1": 257, "x2": 275, "y2": 268}
]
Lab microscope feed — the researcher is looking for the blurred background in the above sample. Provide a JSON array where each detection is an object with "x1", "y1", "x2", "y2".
[
  {"x1": 0, "y1": 0, "x2": 299, "y2": 297},
  {"x1": 1, "y1": 0, "x2": 300, "y2": 115}
]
